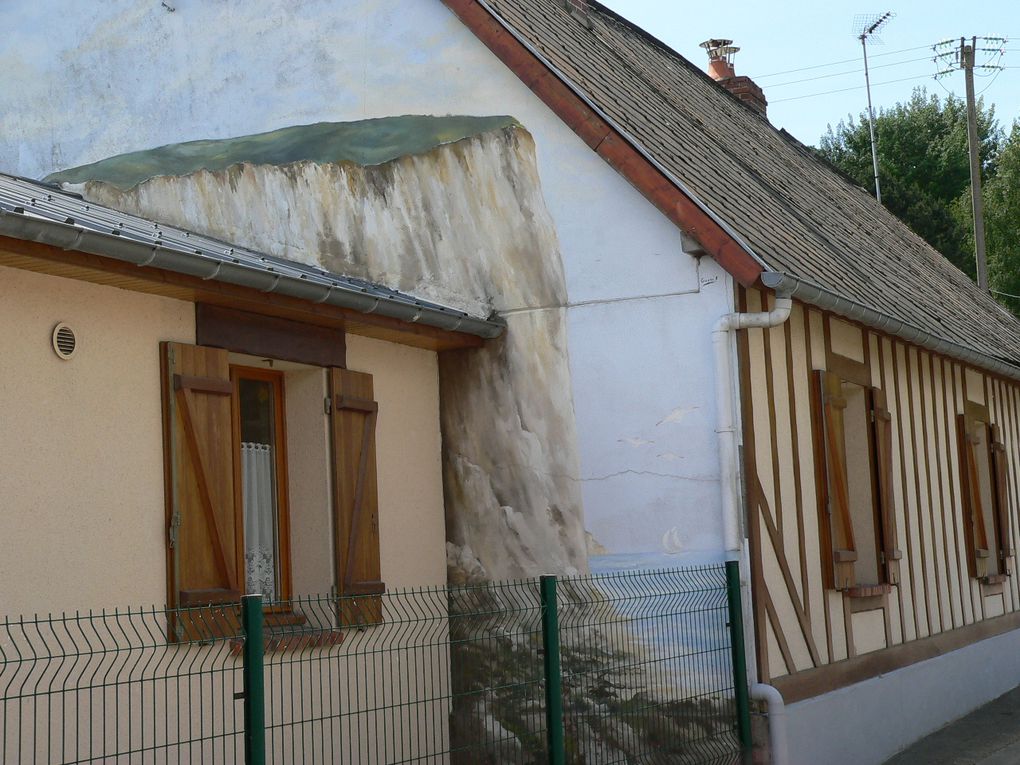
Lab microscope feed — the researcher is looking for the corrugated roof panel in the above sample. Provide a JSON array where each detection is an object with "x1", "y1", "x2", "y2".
[{"x1": 0, "y1": 173, "x2": 502, "y2": 338}]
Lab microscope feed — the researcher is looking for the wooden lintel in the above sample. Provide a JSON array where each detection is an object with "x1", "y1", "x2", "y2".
[
  {"x1": 0, "y1": 236, "x2": 485, "y2": 352},
  {"x1": 197, "y1": 303, "x2": 347, "y2": 369}
]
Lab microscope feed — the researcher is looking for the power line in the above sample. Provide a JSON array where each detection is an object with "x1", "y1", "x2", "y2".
[
  {"x1": 750, "y1": 43, "x2": 935, "y2": 79},
  {"x1": 770, "y1": 73, "x2": 933, "y2": 104},
  {"x1": 768, "y1": 54, "x2": 935, "y2": 88}
]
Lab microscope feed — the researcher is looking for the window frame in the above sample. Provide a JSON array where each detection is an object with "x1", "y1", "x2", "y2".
[
  {"x1": 230, "y1": 364, "x2": 294, "y2": 605},
  {"x1": 957, "y1": 401, "x2": 1012, "y2": 583},
  {"x1": 814, "y1": 347, "x2": 898, "y2": 593}
]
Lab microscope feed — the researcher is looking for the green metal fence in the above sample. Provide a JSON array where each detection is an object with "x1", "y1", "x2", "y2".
[{"x1": 1, "y1": 565, "x2": 745, "y2": 764}]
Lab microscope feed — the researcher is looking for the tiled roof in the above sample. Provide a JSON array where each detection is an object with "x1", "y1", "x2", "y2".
[
  {"x1": 0, "y1": 173, "x2": 503, "y2": 338},
  {"x1": 478, "y1": 0, "x2": 1020, "y2": 366}
]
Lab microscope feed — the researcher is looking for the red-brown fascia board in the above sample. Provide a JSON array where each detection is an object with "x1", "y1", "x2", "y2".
[{"x1": 442, "y1": 0, "x2": 763, "y2": 288}]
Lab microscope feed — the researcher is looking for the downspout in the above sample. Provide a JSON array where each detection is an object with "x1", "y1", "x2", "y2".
[
  {"x1": 714, "y1": 289, "x2": 792, "y2": 556},
  {"x1": 751, "y1": 683, "x2": 789, "y2": 765},
  {"x1": 714, "y1": 288, "x2": 791, "y2": 764}
]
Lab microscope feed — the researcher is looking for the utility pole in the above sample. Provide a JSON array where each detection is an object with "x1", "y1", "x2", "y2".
[
  {"x1": 934, "y1": 35, "x2": 1007, "y2": 291},
  {"x1": 961, "y1": 38, "x2": 989, "y2": 292},
  {"x1": 854, "y1": 12, "x2": 895, "y2": 203}
]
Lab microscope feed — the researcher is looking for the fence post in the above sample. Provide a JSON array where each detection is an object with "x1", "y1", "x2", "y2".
[
  {"x1": 725, "y1": 560, "x2": 753, "y2": 754},
  {"x1": 241, "y1": 594, "x2": 266, "y2": 765},
  {"x1": 540, "y1": 575, "x2": 565, "y2": 765}
]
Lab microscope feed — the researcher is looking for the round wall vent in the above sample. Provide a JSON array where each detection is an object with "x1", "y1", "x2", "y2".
[{"x1": 52, "y1": 323, "x2": 77, "y2": 360}]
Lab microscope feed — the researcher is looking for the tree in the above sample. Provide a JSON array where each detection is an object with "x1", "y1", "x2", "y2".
[
  {"x1": 977, "y1": 121, "x2": 1020, "y2": 313},
  {"x1": 818, "y1": 88, "x2": 1002, "y2": 277}
]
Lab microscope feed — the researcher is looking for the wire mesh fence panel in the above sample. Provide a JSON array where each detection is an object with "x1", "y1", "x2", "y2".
[
  {"x1": 556, "y1": 566, "x2": 741, "y2": 765},
  {"x1": 260, "y1": 580, "x2": 546, "y2": 764},
  {"x1": 0, "y1": 605, "x2": 243, "y2": 764},
  {"x1": 1, "y1": 565, "x2": 741, "y2": 764}
]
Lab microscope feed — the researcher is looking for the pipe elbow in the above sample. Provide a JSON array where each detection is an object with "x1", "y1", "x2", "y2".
[
  {"x1": 751, "y1": 683, "x2": 789, "y2": 765},
  {"x1": 715, "y1": 296, "x2": 793, "y2": 334},
  {"x1": 750, "y1": 682, "x2": 785, "y2": 714}
]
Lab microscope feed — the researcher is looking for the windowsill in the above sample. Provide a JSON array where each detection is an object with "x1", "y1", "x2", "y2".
[
  {"x1": 230, "y1": 628, "x2": 345, "y2": 654},
  {"x1": 843, "y1": 583, "x2": 893, "y2": 598},
  {"x1": 980, "y1": 574, "x2": 1008, "y2": 586}
]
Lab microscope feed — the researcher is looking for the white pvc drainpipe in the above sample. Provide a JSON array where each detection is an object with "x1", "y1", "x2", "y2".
[
  {"x1": 714, "y1": 293, "x2": 791, "y2": 764},
  {"x1": 751, "y1": 683, "x2": 789, "y2": 765},
  {"x1": 713, "y1": 293, "x2": 793, "y2": 556}
]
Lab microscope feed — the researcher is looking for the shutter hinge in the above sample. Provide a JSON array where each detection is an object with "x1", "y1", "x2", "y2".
[
  {"x1": 168, "y1": 511, "x2": 182, "y2": 548},
  {"x1": 324, "y1": 396, "x2": 332, "y2": 415}
]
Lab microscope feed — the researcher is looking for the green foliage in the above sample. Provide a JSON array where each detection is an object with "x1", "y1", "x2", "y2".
[
  {"x1": 983, "y1": 121, "x2": 1020, "y2": 313},
  {"x1": 818, "y1": 88, "x2": 1003, "y2": 277}
]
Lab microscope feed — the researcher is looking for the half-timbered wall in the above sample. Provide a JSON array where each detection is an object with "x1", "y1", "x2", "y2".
[{"x1": 739, "y1": 288, "x2": 1020, "y2": 695}]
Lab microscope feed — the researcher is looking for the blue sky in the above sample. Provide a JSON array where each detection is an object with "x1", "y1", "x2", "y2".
[{"x1": 599, "y1": 0, "x2": 1020, "y2": 146}]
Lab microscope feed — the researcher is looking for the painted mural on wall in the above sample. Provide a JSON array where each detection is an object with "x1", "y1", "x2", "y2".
[
  {"x1": 42, "y1": 113, "x2": 735, "y2": 760},
  {"x1": 48, "y1": 116, "x2": 589, "y2": 583},
  {"x1": 7, "y1": 0, "x2": 732, "y2": 579}
]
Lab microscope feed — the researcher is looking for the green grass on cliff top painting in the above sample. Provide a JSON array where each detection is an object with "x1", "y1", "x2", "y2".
[{"x1": 45, "y1": 115, "x2": 519, "y2": 190}]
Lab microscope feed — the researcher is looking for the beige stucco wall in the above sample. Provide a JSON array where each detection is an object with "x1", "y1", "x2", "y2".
[
  {"x1": 0, "y1": 265, "x2": 448, "y2": 616},
  {"x1": 346, "y1": 334, "x2": 447, "y2": 589},
  {"x1": 0, "y1": 265, "x2": 195, "y2": 614}
]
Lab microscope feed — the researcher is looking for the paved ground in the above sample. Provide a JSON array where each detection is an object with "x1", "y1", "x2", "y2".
[{"x1": 885, "y1": 686, "x2": 1020, "y2": 764}]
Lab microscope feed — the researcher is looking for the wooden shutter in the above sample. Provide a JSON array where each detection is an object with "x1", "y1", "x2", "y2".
[
  {"x1": 161, "y1": 342, "x2": 240, "y2": 638},
  {"x1": 990, "y1": 423, "x2": 1012, "y2": 563},
  {"x1": 957, "y1": 414, "x2": 991, "y2": 578},
  {"x1": 869, "y1": 388, "x2": 901, "y2": 583},
  {"x1": 329, "y1": 368, "x2": 385, "y2": 625},
  {"x1": 816, "y1": 370, "x2": 857, "y2": 589}
]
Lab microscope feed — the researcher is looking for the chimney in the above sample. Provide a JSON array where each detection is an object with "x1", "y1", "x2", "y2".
[{"x1": 700, "y1": 39, "x2": 768, "y2": 117}]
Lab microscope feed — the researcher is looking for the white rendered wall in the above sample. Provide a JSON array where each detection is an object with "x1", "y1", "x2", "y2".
[
  {"x1": 786, "y1": 629, "x2": 1020, "y2": 765},
  {"x1": 0, "y1": 0, "x2": 734, "y2": 562}
]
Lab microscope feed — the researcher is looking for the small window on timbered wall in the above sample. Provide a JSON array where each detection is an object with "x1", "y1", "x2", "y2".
[
  {"x1": 957, "y1": 405, "x2": 1012, "y2": 582},
  {"x1": 815, "y1": 370, "x2": 899, "y2": 592}
]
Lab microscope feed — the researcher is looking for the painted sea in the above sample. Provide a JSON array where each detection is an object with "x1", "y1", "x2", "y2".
[{"x1": 575, "y1": 553, "x2": 734, "y2": 695}]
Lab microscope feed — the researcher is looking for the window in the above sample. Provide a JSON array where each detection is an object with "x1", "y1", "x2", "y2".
[
  {"x1": 232, "y1": 366, "x2": 291, "y2": 603},
  {"x1": 815, "y1": 370, "x2": 899, "y2": 592},
  {"x1": 160, "y1": 340, "x2": 384, "y2": 631},
  {"x1": 957, "y1": 405, "x2": 1012, "y2": 582}
]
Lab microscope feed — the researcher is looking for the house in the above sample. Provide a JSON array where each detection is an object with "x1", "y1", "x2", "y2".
[
  {"x1": 0, "y1": 170, "x2": 503, "y2": 617},
  {"x1": 6, "y1": 0, "x2": 1020, "y2": 763}
]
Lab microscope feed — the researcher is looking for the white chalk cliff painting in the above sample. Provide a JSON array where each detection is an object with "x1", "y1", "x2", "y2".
[
  {"x1": 49, "y1": 115, "x2": 590, "y2": 583},
  {"x1": 46, "y1": 116, "x2": 733, "y2": 761}
]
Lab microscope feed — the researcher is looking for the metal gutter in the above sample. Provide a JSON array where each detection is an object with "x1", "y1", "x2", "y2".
[
  {"x1": 473, "y1": 0, "x2": 769, "y2": 272},
  {"x1": 761, "y1": 271, "x2": 1020, "y2": 381},
  {"x1": 0, "y1": 209, "x2": 505, "y2": 340}
]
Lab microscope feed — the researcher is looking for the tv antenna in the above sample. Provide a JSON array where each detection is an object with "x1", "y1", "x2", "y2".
[{"x1": 853, "y1": 11, "x2": 895, "y2": 203}]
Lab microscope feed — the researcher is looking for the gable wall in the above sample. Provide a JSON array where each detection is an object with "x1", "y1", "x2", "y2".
[
  {"x1": 0, "y1": 0, "x2": 736, "y2": 564},
  {"x1": 740, "y1": 287, "x2": 1020, "y2": 695}
]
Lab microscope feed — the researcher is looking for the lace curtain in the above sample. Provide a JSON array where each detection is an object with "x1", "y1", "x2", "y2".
[{"x1": 241, "y1": 442, "x2": 277, "y2": 601}]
